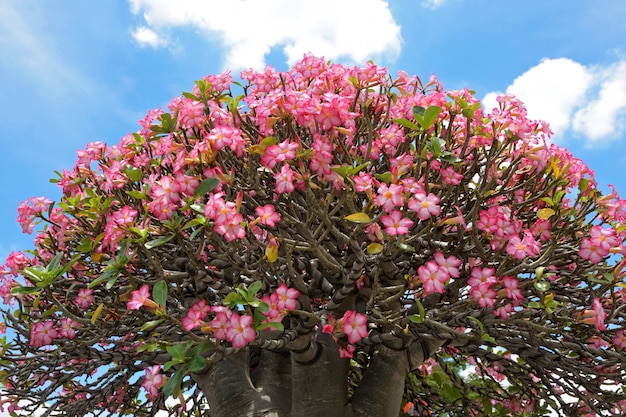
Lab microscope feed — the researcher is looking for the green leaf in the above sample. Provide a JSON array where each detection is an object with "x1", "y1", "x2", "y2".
[
  {"x1": 412, "y1": 105, "x2": 426, "y2": 118},
  {"x1": 395, "y1": 242, "x2": 415, "y2": 252},
  {"x1": 153, "y1": 280, "x2": 168, "y2": 308},
  {"x1": 247, "y1": 281, "x2": 262, "y2": 300},
  {"x1": 10, "y1": 286, "x2": 41, "y2": 296},
  {"x1": 166, "y1": 343, "x2": 187, "y2": 363},
  {"x1": 344, "y1": 212, "x2": 372, "y2": 223},
  {"x1": 528, "y1": 301, "x2": 543, "y2": 309},
  {"x1": 366, "y1": 242, "x2": 384, "y2": 255},
  {"x1": 125, "y1": 167, "x2": 143, "y2": 182},
  {"x1": 421, "y1": 106, "x2": 442, "y2": 130},
  {"x1": 88, "y1": 267, "x2": 120, "y2": 289},
  {"x1": 145, "y1": 234, "x2": 176, "y2": 250},
  {"x1": 126, "y1": 190, "x2": 147, "y2": 200},
  {"x1": 374, "y1": 171, "x2": 392, "y2": 184},
  {"x1": 187, "y1": 354, "x2": 207, "y2": 373},
  {"x1": 193, "y1": 177, "x2": 220, "y2": 199},
  {"x1": 256, "y1": 321, "x2": 284, "y2": 332},
  {"x1": 163, "y1": 366, "x2": 186, "y2": 397},
  {"x1": 534, "y1": 281, "x2": 550, "y2": 293},
  {"x1": 392, "y1": 118, "x2": 420, "y2": 131},
  {"x1": 140, "y1": 319, "x2": 165, "y2": 332},
  {"x1": 223, "y1": 291, "x2": 245, "y2": 307}
]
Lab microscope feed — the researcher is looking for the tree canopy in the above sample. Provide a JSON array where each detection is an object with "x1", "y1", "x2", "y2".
[{"x1": 1, "y1": 55, "x2": 626, "y2": 417}]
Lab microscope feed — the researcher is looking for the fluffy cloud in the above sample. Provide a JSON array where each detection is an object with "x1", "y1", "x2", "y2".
[
  {"x1": 483, "y1": 58, "x2": 626, "y2": 145},
  {"x1": 128, "y1": 0, "x2": 402, "y2": 71},
  {"x1": 132, "y1": 26, "x2": 165, "y2": 48}
]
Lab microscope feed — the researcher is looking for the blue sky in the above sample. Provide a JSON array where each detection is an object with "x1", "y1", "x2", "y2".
[{"x1": 1, "y1": 0, "x2": 626, "y2": 271}]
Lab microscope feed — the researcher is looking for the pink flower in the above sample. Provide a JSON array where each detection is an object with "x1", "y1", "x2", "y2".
[
  {"x1": 142, "y1": 365, "x2": 165, "y2": 401},
  {"x1": 182, "y1": 310, "x2": 205, "y2": 332},
  {"x1": 612, "y1": 330, "x2": 626, "y2": 350},
  {"x1": 592, "y1": 298, "x2": 607, "y2": 331},
  {"x1": 256, "y1": 204, "x2": 281, "y2": 227},
  {"x1": 111, "y1": 206, "x2": 138, "y2": 227},
  {"x1": 408, "y1": 192, "x2": 441, "y2": 221},
  {"x1": 502, "y1": 276, "x2": 523, "y2": 302},
  {"x1": 261, "y1": 140, "x2": 299, "y2": 168},
  {"x1": 341, "y1": 310, "x2": 368, "y2": 344},
  {"x1": 470, "y1": 284, "x2": 497, "y2": 308},
  {"x1": 578, "y1": 238, "x2": 607, "y2": 264},
  {"x1": 433, "y1": 251, "x2": 461, "y2": 278},
  {"x1": 226, "y1": 314, "x2": 256, "y2": 348},
  {"x1": 74, "y1": 288, "x2": 95, "y2": 311},
  {"x1": 338, "y1": 344, "x2": 356, "y2": 358},
  {"x1": 417, "y1": 261, "x2": 449, "y2": 294},
  {"x1": 439, "y1": 166, "x2": 463, "y2": 185},
  {"x1": 127, "y1": 285, "x2": 151, "y2": 310},
  {"x1": 30, "y1": 320, "x2": 58, "y2": 348},
  {"x1": 59, "y1": 318, "x2": 79, "y2": 339},
  {"x1": 506, "y1": 231, "x2": 540, "y2": 260},
  {"x1": 374, "y1": 183, "x2": 404, "y2": 212},
  {"x1": 209, "y1": 311, "x2": 231, "y2": 340},
  {"x1": 380, "y1": 210, "x2": 414, "y2": 236},
  {"x1": 274, "y1": 284, "x2": 299, "y2": 311},
  {"x1": 214, "y1": 213, "x2": 246, "y2": 242},
  {"x1": 275, "y1": 164, "x2": 295, "y2": 194},
  {"x1": 468, "y1": 267, "x2": 497, "y2": 288}
]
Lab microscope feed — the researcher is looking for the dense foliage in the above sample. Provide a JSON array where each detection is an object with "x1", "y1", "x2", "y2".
[{"x1": 1, "y1": 55, "x2": 626, "y2": 417}]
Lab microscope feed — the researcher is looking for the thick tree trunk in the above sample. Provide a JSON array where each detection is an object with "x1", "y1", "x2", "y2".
[
  {"x1": 290, "y1": 333, "x2": 349, "y2": 417},
  {"x1": 348, "y1": 346, "x2": 408, "y2": 417},
  {"x1": 192, "y1": 350, "x2": 289, "y2": 417},
  {"x1": 192, "y1": 335, "x2": 445, "y2": 416}
]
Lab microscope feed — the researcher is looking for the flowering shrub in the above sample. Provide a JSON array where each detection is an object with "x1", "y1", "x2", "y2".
[{"x1": 1, "y1": 54, "x2": 626, "y2": 417}]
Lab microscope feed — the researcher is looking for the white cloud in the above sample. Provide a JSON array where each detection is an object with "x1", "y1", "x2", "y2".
[
  {"x1": 132, "y1": 25, "x2": 166, "y2": 48},
  {"x1": 572, "y1": 61, "x2": 626, "y2": 141},
  {"x1": 422, "y1": 0, "x2": 448, "y2": 9},
  {"x1": 127, "y1": 0, "x2": 402, "y2": 71},
  {"x1": 482, "y1": 58, "x2": 626, "y2": 146}
]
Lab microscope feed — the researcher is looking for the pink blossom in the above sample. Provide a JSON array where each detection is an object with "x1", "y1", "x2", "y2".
[
  {"x1": 468, "y1": 267, "x2": 497, "y2": 288},
  {"x1": 226, "y1": 314, "x2": 256, "y2": 348},
  {"x1": 274, "y1": 284, "x2": 299, "y2": 311},
  {"x1": 275, "y1": 164, "x2": 295, "y2": 194},
  {"x1": 506, "y1": 231, "x2": 540, "y2": 260},
  {"x1": 341, "y1": 310, "x2": 368, "y2": 344},
  {"x1": 256, "y1": 204, "x2": 281, "y2": 227},
  {"x1": 142, "y1": 365, "x2": 165, "y2": 401},
  {"x1": 502, "y1": 276, "x2": 523, "y2": 301},
  {"x1": 59, "y1": 318, "x2": 79, "y2": 339},
  {"x1": 374, "y1": 183, "x2": 404, "y2": 212},
  {"x1": 74, "y1": 288, "x2": 95, "y2": 311},
  {"x1": 592, "y1": 298, "x2": 607, "y2": 331},
  {"x1": 127, "y1": 285, "x2": 151, "y2": 310},
  {"x1": 439, "y1": 166, "x2": 463, "y2": 185},
  {"x1": 209, "y1": 311, "x2": 231, "y2": 340},
  {"x1": 612, "y1": 330, "x2": 626, "y2": 350},
  {"x1": 214, "y1": 213, "x2": 246, "y2": 242},
  {"x1": 408, "y1": 192, "x2": 441, "y2": 221},
  {"x1": 338, "y1": 344, "x2": 356, "y2": 359},
  {"x1": 110, "y1": 206, "x2": 137, "y2": 227},
  {"x1": 261, "y1": 140, "x2": 300, "y2": 168},
  {"x1": 578, "y1": 238, "x2": 608, "y2": 264},
  {"x1": 182, "y1": 310, "x2": 205, "y2": 332},
  {"x1": 417, "y1": 261, "x2": 449, "y2": 294},
  {"x1": 380, "y1": 210, "x2": 414, "y2": 236},
  {"x1": 30, "y1": 320, "x2": 58, "y2": 348},
  {"x1": 470, "y1": 284, "x2": 497, "y2": 308},
  {"x1": 433, "y1": 251, "x2": 461, "y2": 278}
]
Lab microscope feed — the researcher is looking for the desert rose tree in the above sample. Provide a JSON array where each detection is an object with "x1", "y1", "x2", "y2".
[{"x1": 1, "y1": 55, "x2": 626, "y2": 417}]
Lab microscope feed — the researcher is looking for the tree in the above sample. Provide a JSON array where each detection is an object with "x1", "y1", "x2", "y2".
[{"x1": 1, "y1": 55, "x2": 626, "y2": 417}]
